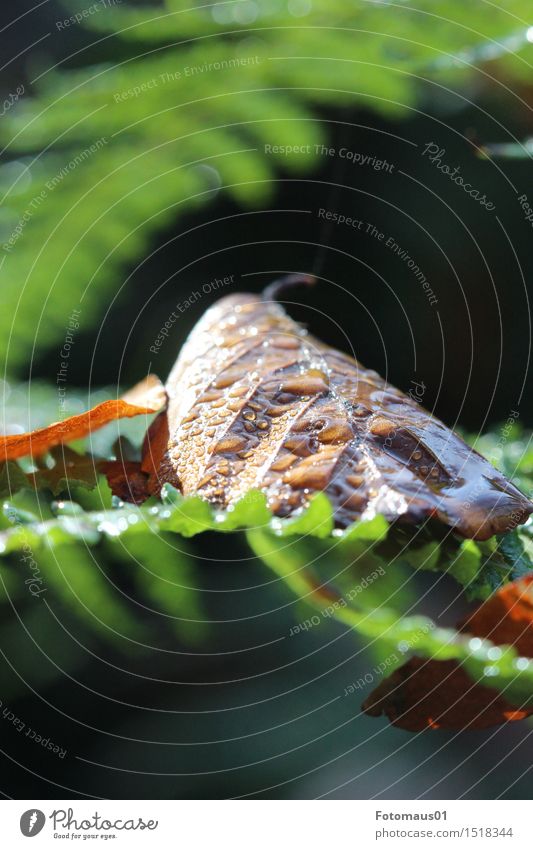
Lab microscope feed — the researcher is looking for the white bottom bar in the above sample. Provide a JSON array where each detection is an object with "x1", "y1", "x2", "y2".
[{"x1": 1, "y1": 800, "x2": 532, "y2": 847}]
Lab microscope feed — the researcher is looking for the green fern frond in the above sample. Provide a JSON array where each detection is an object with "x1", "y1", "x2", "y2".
[{"x1": 1, "y1": 0, "x2": 532, "y2": 371}]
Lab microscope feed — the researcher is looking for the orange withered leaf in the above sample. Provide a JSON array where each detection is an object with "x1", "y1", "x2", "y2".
[
  {"x1": 362, "y1": 577, "x2": 533, "y2": 731},
  {"x1": 141, "y1": 276, "x2": 531, "y2": 539},
  {"x1": 0, "y1": 375, "x2": 166, "y2": 462},
  {"x1": 460, "y1": 575, "x2": 533, "y2": 657},
  {"x1": 362, "y1": 657, "x2": 531, "y2": 731}
]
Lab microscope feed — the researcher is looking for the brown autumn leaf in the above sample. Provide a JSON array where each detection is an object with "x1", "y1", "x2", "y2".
[
  {"x1": 1, "y1": 275, "x2": 531, "y2": 539},
  {"x1": 99, "y1": 460, "x2": 152, "y2": 506},
  {"x1": 0, "y1": 375, "x2": 166, "y2": 462},
  {"x1": 460, "y1": 574, "x2": 533, "y2": 656},
  {"x1": 362, "y1": 657, "x2": 531, "y2": 731},
  {"x1": 362, "y1": 576, "x2": 533, "y2": 731},
  {"x1": 140, "y1": 275, "x2": 532, "y2": 539}
]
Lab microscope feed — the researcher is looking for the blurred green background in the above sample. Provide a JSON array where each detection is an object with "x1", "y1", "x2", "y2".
[{"x1": 1, "y1": 0, "x2": 533, "y2": 800}]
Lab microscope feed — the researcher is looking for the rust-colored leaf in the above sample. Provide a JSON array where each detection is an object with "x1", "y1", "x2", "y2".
[
  {"x1": 0, "y1": 375, "x2": 166, "y2": 462},
  {"x1": 143, "y1": 276, "x2": 531, "y2": 539},
  {"x1": 99, "y1": 460, "x2": 149, "y2": 505},
  {"x1": 362, "y1": 657, "x2": 531, "y2": 731},
  {"x1": 461, "y1": 575, "x2": 533, "y2": 657},
  {"x1": 362, "y1": 576, "x2": 533, "y2": 731}
]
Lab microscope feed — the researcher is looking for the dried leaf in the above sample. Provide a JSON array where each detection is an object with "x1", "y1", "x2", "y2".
[
  {"x1": 143, "y1": 277, "x2": 531, "y2": 539},
  {"x1": 363, "y1": 576, "x2": 533, "y2": 730},
  {"x1": 362, "y1": 657, "x2": 531, "y2": 731},
  {"x1": 461, "y1": 575, "x2": 533, "y2": 657},
  {"x1": 98, "y1": 436, "x2": 148, "y2": 505},
  {"x1": 1, "y1": 278, "x2": 530, "y2": 540},
  {"x1": 99, "y1": 459, "x2": 149, "y2": 506},
  {"x1": 0, "y1": 375, "x2": 165, "y2": 461}
]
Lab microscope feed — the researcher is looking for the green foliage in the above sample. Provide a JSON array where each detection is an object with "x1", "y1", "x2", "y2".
[
  {"x1": 246, "y1": 523, "x2": 533, "y2": 711},
  {"x1": 386, "y1": 527, "x2": 533, "y2": 602},
  {"x1": 0, "y1": 410, "x2": 532, "y2": 707},
  {"x1": 0, "y1": 485, "x2": 331, "y2": 554},
  {"x1": 27, "y1": 445, "x2": 100, "y2": 494},
  {"x1": 470, "y1": 421, "x2": 533, "y2": 496},
  {"x1": 2, "y1": 0, "x2": 533, "y2": 371},
  {"x1": 36, "y1": 538, "x2": 148, "y2": 640},
  {"x1": 0, "y1": 412, "x2": 530, "y2": 592},
  {"x1": 109, "y1": 531, "x2": 208, "y2": 644}
]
